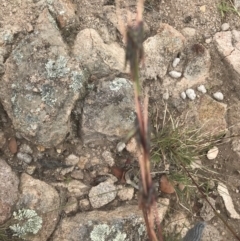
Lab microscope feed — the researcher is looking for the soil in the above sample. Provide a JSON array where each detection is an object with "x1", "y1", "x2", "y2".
[{"x1": 1, "y1": 0, "x2": 240, "y2": 240}]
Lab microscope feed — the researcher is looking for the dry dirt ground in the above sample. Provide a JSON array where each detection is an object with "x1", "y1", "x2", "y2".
[{"x1": 1, "y1": 0, "x2": 240, "y2": 240}]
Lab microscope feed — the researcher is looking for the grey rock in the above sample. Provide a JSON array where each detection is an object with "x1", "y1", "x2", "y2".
[
  {"x1": 52, "y1": 180, "x2": 89, "y2": 198},
  {"x1": 17, "y1": 152, "x2": 33, "y2": 164},
  {"x1": 102, "y1": 150, "x2": 115, "y2": 166},
  {"x1": 142, "y1": 23, "x2": 185, "y2": 80},
  {"x1": 19, "y1": 144, "x2": 33, "y2": 154},
  {"x1": 89, "y1": 181, "x2": 117, "y2": 208},
  {"x1": 82, "y1": 78, "x2": 135, "y2": 144},
  {"x1": 73, "y1": 28, "x2": 126, "y2": 78},
  {"x1": 52, "y1": 198, "x2": 169, "y2": 241},
  {"x1": 183, "y1": 44, "x2": 211, "y2": 82},
  {"x1": 117, "y1": 186, "x2": 134, "y2": 201},
  {"x1": 181, "y1": 27, "x2": 196, "y2": 38},
  {"x1": 0, "y1": 9, "x2": 88, "y2": 147},
  {"x1": 201, "y1": 224, "x2": 221, "y2": 241},
  {"x1": 71, "y1": 169, "x2": 84, "y2": 180},
  {"x1": 17, "y1": 173, "x2": 60, "y2": 241},
  {"x1": 64, "y1": 197, "x2": 78, "y2": 215},
  {"x1": 65, "y1": 154, "x2": 79, "y2": 166},
  {"x1": 0, "y1": 158, "x2": 19, "y2": 224}
]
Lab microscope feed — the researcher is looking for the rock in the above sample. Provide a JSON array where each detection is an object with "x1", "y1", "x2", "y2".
[
  {"x1": 102, "y1": 151, "x2": 115, "y2": 166},
  {"x1": 0, "y1": 158, "x2": 19, "y2": 224},
  {"x1": 164, "y1": 211, "x2": 190, "y2": 238},
  {"x1": 201, "y1": 224, "x2": 221, "y2": 241},
  {"x1": 221, "y1": 23, "x2": 230, "y2": 31},
  {"x1": 65, "y1": 154, "x2": 79, "y2": 166},
  {"x1": 8, "y1": 137, "x2": 17, "y2": 154},
  {"x1": 71, "y1": 169, "x2": 84, "y2": 180},
  {"x1": 17, "y1": 152, "x2": 33, "y2": 164},
  {"x1": 117, "y1": 186, "x2": 134, "y2": 201},
  {"x1": 205, "y1": 38, "x2": 212, "y2": 44},
  {"x1": 163, "y1": 91, "x2": 169, "y2": 100},
  {"x1": 89, "y1": 181, "x2": 117, "y2": 208},
  {"x1": 0, "y1": 131, "x2": 6, "y2": 148},
  {"x1": 181, "y1": 91, "x2": 187, "y2": 99},
  {"x1": 207, "y1": 146, "x2": 219, "y2": 160},
  {"x1": 172, "y1": 57, "x2": 180, "y2": 68},
  {"x1": 19, "y1": 144, "x2": 33, "y2": 154},
  {"x1": 26, "y1": 165, "x2": 36, "y2": 175},
  {"x1": 197, "y1": 85, "x2": 207, "y2": 94},
  {"x1": 17, "y1": 174, "x2": 60, "y2": 241},
  {"x1": 60, "y1": 166, "x2": 75, "y2": 176},
  {"x1": 181, "y1": 27, "x2": 196, "y2": 38},
  {"x1": 47, "y1": 0, "x2": 79, "y2": 32},
  {"x1": 200, "y1": 197, "x2": 216, "y2": 221},
  {"x1": 181, "y1": 95, "x2": 227, "y2": 137},
  {"x1": 82, "y1": 78, "x2": 135, "y2": 144},
  {"x1": 213, "y1": 92, "x2": 224, "y2": 101},
  {"x1": 73, "y1": 29, "x2": 125, "y2": 78},
  {"x1": 169, "y1": 70, "x2": 182, "y2": 78},
  {"x1": 77, "y1": 156, "x2": 88, "y2": 169},
  {"x1": 141, "y1": 23, "x2": 185, "y2": 80},
  {"x1": 235, "y1": 0, "x2": 240, "y2": 8},
  {"x1": 186, "y1": 88, "x2": 196, "y2": 100},
  {"x1": 214, "y1": 30, "x2": 240, "y2": 95},
  {"x1": 159, "y1": 175, "x2": 175, "y2": 194},
  {"x1": 79, "y1": 198, "x2": 91, "y2": 211},
  {"x1": 116, "y1": 142, "x2": 126, "y2": 152},
  {"x1": 183, "y1": 44, "x2": 211, "y2": 82},
  {"x1": 52, "y1": 180, "x2": 90, "y2": 198},
  {"x1": 0, "y1": 9, "x2": 89, "y2": 147},
  {"x1": 52, "y1": 198, "x2": 169, "y2": 241},
  {"x1": 228, "y1": 102, "x2": 240, "y2": 157},
  {"x1": 64, "y1": 197, "x2": 78, "y2": 215},
  {"x1": 217, "y1": 182, "x2": 240, "y2": 219}
]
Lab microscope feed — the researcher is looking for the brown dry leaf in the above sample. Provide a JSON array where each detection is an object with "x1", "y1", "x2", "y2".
[
  {"x1": 111, "y1": 166, "x2": 124, "y2": 181},
  {"x1": 160, "y1": 175, "x2": 175, "y2": 194},
  {"x1": 8, "y1": 137, "x2": 17, "y2": 154}
]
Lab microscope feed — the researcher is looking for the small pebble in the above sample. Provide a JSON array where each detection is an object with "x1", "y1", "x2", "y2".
[
  {"x1": 186, "y1": 89, "x2": 196, "y2": 100},
  {"x1": 19, "y1": 144, "x2": 33, "y2": 154},
  {"x1": 197, "y1": 85, "x2": 207, "y2": 94},
  {"x1": 205, "y1": 38, "x2": 212, "y2": 44},
  {"x1": 26, "y1": 165, "x2": 36, "y2": 175},
  {"x1": 213, "y1": 92, "x2": 224, "y2": 101},
  {"x1": 181, "y1": 91, "x2": 186, "y2": 100},
  {"x1": 236, "y1": 189, "x2": 239, "y2": 193},
  {"x1": 117, "y1": 142, "x2": 126, "y2": 152},
  {"x1": 207, "y1": 146, "x2": 219, "y2": 160},
  {"x1": 8, "y1": 137, "x2": 18, "y2": 154},
  {"x1": 221, "y1": 23, "x2": 230, "y2": 31},
  {"x1": 17, "y1": 152, "x2": 32, "y2": 164},
  {"x1": 169, "y1": 70, "x2": 181, "y2": 78},
  {"x1": 163, "y1": 91, "x2": 169, "y2": 100},
  {"x1": 172, "y1": 57, "x2": 180, "y2": 68}
]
